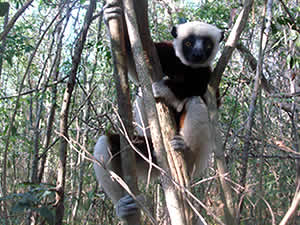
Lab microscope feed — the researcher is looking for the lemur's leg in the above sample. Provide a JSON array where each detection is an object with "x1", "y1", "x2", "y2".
[
  {"x1": 179, "y1": 97, "x2": 212, "y2": 177},
  {"x1": 94, "y1": 135, "x2": 140, "y2": 218},
  {"x1": 93, "y1": 135, "x2": 123, "y2": 204}
]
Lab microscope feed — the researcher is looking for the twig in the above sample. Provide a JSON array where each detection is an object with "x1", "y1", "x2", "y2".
[{"x1": 0, "y1": 76, "x2": 69, "y2": 100}]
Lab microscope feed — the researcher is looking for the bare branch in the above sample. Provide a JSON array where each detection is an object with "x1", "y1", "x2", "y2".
[
  {"x1": 278, "y1": 0, "x2": 299, "y2": 32},
  {"x1": 212, "y1": 0, "x2": 254, "y2": 89},
  {"x1": 55, "y1": 0, "x2": 96, "y2": 223},
  {"x1": 105, "y1": 0, "x2": 140, "y2": 224}
]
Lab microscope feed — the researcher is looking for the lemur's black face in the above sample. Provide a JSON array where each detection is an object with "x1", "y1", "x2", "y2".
[
  {"x1": 181, "y1": 35, "x2": 214, "y2": 64},
  {"x1": 171, "y1": 21, "x2": 223, "y2": 68}
]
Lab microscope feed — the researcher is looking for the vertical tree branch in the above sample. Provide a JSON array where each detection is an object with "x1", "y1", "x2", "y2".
[
  {"x1": 0, "y1": 2, "x2": 9, "y2": 81},
  {"x1": 122, "y1": 0, "x2": 192, "y2": 224},
  {"x1": 212, "y1": 0, "x2": 254, "y2": 89},
  {"x1": 205, "y1": 1, "x2": 254, "y2": 225},
  {"x1": 38, "y1": 3, "x2": 71, "y2": 182},
  {"x1": 105, "y1": 0, "x2": 140, "y2": 224},
  {"x1": 238, "y1": 0, "x2": 273, "y2": 223},
  {"x1": 55, "y1": 1, "x2": 96, "y2": 224},
  {"x1": 1, "y1": 7, "x2": 63, "y2": 222},
  {"x1": 72, "y1": 12, "x2": 102, "y2": 225}
]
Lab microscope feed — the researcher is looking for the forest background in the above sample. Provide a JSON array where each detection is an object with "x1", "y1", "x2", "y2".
[{"x1": 0, "y1": 0, "x2": 299, "y2": 225}]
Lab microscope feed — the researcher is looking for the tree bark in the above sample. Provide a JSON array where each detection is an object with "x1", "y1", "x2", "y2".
[
  {"x1": 54, "y1": 1, "x2": 96, "y2": 224},
  {"x1": 0, "y1": 3, "x2": 9, "y2": 81},
  {"x1": 122, "y1": 0, "x2": 192, "y2": 224},
  {"x1": 237, "y1": 1, "x2": 272, "y2": 223},
  {"x1": 105, "y1": 0, "x2": 140, "y2": 224},
  {"x1": 206, "y1": 1, "x2": 254, "y2": 224}
]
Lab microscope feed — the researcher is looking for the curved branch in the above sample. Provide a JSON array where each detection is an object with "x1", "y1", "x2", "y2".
[
  {"x1": 279, "y1": 191, "x2": 300, "y2": 225},
  {"x1": 212, "y1": 0, "x2": 254, "y2": 89}
]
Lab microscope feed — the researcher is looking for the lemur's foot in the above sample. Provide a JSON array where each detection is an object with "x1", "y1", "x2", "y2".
[
  {"x1": 115, "y1": 194, "x2": 139, "y2": 218},
  {"x1": 115, "y1": 194, "x2": 145, "y2": 218}
]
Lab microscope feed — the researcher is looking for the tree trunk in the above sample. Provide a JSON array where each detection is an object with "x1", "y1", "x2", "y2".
[
  {"x1": 237, "y1": 0, "x2": 271, "y2": 223},
  {"x1": 122, "y1": 0, "x2": 192, "y2": 224},
  {"x1": 0, "y1": 3, "x2": 9, "y2": 81},
  {"x1": 208, "y1": 1, "x2": 254, "y2": 224},
  {"x1": 105, "y1": 1, "x2": 140, "y2": 224},
  {"x1": 54, "y1": 1, "x2": 96, "y2": 224}
]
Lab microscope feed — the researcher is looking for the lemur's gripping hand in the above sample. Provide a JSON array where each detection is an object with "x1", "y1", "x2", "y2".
[
  {"x1": 115, "y1": 194, "x2": 145, "y2": 218},
  {"x1": 103, "y1": 1, "x2": 122, "y2": 22},
  {"x1": 170, "y1": 135, "x2": 188, "y2": 151},
  {"x1": 152, "y1": 80, "x2": 186, "y2": 112}
]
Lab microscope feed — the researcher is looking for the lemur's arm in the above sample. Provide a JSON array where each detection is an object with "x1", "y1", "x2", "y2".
[{"x1": 152, "y1": 78, "x2": 187, "y2": 112}]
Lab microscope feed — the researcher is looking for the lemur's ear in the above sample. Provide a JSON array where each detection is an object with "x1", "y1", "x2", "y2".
[
  {"x1": 171, "y1": 26, "x2": 177, "y2": 38},
  {"x1": 220, "y1": 31, "x2": 225, "y2": 42}
]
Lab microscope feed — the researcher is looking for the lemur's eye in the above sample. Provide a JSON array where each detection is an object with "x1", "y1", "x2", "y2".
[
  {"x1": 207, "y1": 43, "x2": 212, "y2": 49},
  {"x1": 185, "y1": 41, "x2": 192, "y2": 47}
]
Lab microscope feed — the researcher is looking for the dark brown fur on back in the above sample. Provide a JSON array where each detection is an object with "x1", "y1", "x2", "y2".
[{"x1": 107, "y1": 133, "x2": 157, "y2": 165}]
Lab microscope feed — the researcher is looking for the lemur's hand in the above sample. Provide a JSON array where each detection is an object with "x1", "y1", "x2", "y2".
[
  {"x1": 103, "y1": 1, "x2": 122, "y2": 23},
  {"x1": 152, "y1": 80, "x2": 186, "y2": 112}
]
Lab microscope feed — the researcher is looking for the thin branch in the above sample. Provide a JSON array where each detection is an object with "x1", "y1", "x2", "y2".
[
  {"x1": 271, "y1": 92, "x2": 300, "y2": 98},
  {"x1": 205, "y1": 2, "x2": 254, "y2": 224},
  {"x1": 249, "y1": 154, "x2": 300, "y2": 160},
  {"x1": 1, "y1": 2, "x2": 65, "y2": 201},
  {"x1": 238, "y1": 1, "x2": 273, "y2": 222},
  {"x1": 0, "y1": 75, "x2": 69, "y2": 100},
  {"x1": 236, "y1": 43, "x2": 277, "y2": 94},
  {"x1": 55, "y1": 0, "x2": 96, "y2": 223}
]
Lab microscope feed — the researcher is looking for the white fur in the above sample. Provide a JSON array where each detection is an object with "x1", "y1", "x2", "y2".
[
  {"x1": 180, "y1": 97, "x2": 212, "y2": 177},
  {"x1": 94, "y1": 136, "x2": 124, "y2": 204},
  {"x1": 133, "y1": 95, "x2": 212, "y2": 178},
  {"x1": 173, "y1": 21, "x2": 222, "y2": 68}
]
